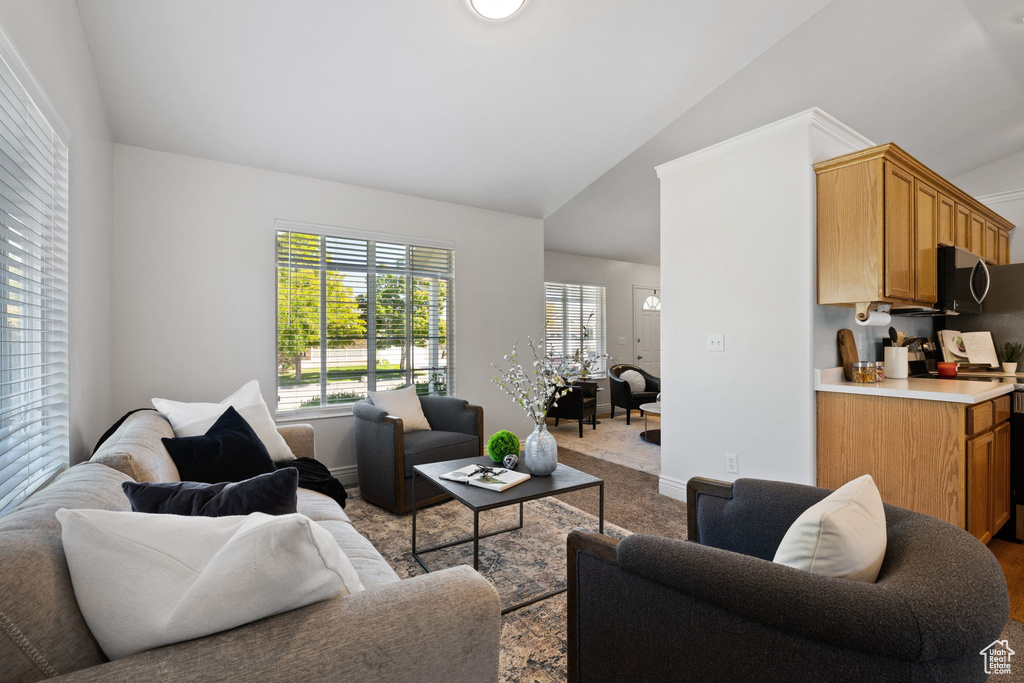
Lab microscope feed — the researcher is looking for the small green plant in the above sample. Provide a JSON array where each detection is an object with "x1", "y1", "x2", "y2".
[
  {"x1": 487, "y1": 430, "x2": 520, "y2": 463},
  {"x1": 1001, "y1": 341, "x2": 1023, "y2": 363}
]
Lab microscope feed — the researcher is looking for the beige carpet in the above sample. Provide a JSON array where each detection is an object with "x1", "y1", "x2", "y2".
[{"x1": 546, "y1": 411, "x2": 661, "y2": 475}]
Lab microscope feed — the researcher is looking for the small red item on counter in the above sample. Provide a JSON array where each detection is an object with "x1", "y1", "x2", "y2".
[{"x1": 937, "y1": 362, "x2": 958, "y2": 378}]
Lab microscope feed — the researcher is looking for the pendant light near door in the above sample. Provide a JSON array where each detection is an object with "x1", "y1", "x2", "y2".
[{"x1": 470, "y1": 0, "x2": 525, "y2": 20}]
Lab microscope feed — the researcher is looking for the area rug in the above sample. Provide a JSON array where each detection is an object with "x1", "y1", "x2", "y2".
[
  {"x1": 344, "y1": 488, "x2": 631, "y2": 682},
  {"x1": 547, "y1": 412, "x2": 661, "y2": 475}
]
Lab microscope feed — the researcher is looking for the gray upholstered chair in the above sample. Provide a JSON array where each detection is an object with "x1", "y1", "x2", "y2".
[
  {"x1": 567, "y1": 477, "x2": 1010, "y2": 683},
  {"x1": 607, "y1": 364, "x2": 660, "y2": 424},
  {"x1": 354, "y1": 395, "x2": 483, "y2": 514}
]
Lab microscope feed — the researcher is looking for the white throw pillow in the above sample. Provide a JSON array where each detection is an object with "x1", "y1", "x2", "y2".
[
  {"x1": 57, "y1": 509, "x2": 363, "y2": 661},
  {"x1": 368, "y1": 385, "x2": 432, "y2": 432},
  {"x1": 619, "y1": 369, "x2": 646, "y2": 395},
  {"x1": 152, "y1": 380, "x2": 295, "y2": 462},
  {"x1": 773, "y1": 474, "x2": 887, "y2": 583}
]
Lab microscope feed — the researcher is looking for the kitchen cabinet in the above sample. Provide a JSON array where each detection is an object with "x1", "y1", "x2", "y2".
[
  {"x1": 970, "y1": 213, "x2": 986, "y2": 257},
  {"x1": 817, "y1": 391, "x2": 1012, "y2": 541},
  {"x1": 815, "y1": 143, "x2": 1014, "y2": 311},
  {"x1": 937, "y1": 192, "x2": 955, "y2": 246},
  {"x1": 985, "y1": 221, "x2": 1000, "y2": 265},
  {"x1": 967, "y1": 431, "x2": 994, "y2": 543},
  {"x1": 914, "y1": 179, "x2": 938, "y2": 303},
  {"x1": 999, "y1": 230, "x2": 1010, "y2": 266},
  {"x1": 884, "y1": 162, "x2": 916, "y2": 300},
  {"x1": 954, "y1": 203, "x2": 971, "y2": 250}
]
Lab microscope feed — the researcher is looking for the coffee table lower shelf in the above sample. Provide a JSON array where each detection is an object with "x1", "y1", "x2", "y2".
[{"x1": 411, "y1": 460, "x2": 604, "y2": 615}]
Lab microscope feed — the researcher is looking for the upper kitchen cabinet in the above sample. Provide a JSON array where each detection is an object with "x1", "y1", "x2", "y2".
[{"x1": 815, "y1": 143, "x2": 1015, "y2": 311}]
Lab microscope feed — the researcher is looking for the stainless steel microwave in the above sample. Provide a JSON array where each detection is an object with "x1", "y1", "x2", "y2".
[
  {"x1": 936, "y1": 245, "x2": 990, "y2": 315},
  {"x1": 899, "y1": 246, "x2": 990, "y2": 316}
]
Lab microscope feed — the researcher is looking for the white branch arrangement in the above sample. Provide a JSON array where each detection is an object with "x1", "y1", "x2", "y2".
[{"x1": 492, "y1": 337, "x2": 609, "y2": 427}]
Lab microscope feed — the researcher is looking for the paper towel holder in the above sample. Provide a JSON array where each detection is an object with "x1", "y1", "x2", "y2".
[{"x1": 854, "y1": 302, "x2": 892, "y2": 322}]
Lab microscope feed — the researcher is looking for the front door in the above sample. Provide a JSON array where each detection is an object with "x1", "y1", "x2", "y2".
[{"x1": 633, "y1": 286, "x2": 661, "y2": 376}]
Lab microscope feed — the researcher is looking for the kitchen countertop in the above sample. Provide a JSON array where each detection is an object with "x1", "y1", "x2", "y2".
[{"x1": 814, "y1": 367, "x2": 1016, "y2": 404}]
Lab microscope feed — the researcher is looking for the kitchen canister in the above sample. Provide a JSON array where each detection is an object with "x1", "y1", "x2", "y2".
[{"x1": 884, "y1": 346, "x2": 909, "y2": 379}]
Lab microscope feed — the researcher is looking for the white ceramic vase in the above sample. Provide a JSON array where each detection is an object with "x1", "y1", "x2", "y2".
[{"x1": 1002, "y1": 362, "x2": 1018, "y2": 374}]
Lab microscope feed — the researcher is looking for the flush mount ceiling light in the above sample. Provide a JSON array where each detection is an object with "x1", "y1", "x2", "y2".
[{"x1": 470, "y1": 0, "x2": 525, "y2": 20}]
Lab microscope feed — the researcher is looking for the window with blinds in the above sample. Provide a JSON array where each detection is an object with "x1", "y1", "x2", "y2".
[
  {"x1": 544, "y1": 282, "x2": 606, "y2": 372},
  {"x1": 0, "y1": 49, "x2": 70, "y2": 514},
  {"x1": 276, "y1": 227, "x2": 454, "y2": 415}
]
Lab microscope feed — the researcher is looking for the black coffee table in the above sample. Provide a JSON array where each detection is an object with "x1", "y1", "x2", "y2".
[{"x1": 412, "y1": 456, "x2": 604, "y2": 614}]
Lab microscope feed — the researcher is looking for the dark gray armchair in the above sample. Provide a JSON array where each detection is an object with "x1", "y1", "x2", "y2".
[
  {"x1": 567, "y1": 477, "x2": 1010, "y2": 682},
  {"x1": 354, "y1": 395, "x2": 483, "y2": 514},
  {"x1": 607, "y1": 364, "x2": 660, "y2": 424}
]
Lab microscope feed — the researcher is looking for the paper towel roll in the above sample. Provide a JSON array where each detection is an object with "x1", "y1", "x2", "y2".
[{"x1": 854, "y1": 310, "x2": 892, "y2": 327}]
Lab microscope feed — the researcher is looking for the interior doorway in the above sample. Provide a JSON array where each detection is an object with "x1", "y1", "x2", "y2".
[{"x1": 633, "y1": 285, "x2": 661, "y2": 376}]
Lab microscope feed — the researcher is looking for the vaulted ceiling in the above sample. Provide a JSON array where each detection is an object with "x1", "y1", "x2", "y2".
[
  {"x1": 76, "y1": 0, "x2": 1024, "y2": 267},
  {"x1": 75, "y1": 0, "x2": 828, "y2": 217}
]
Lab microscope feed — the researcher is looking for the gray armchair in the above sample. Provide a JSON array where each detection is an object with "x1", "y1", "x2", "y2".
[
  {"x1": 354, "y1": 395, "x2": 483, "y2": 514},
  {"x1": 567, "y1": 477, "x2": 1010, "y2": 682}
]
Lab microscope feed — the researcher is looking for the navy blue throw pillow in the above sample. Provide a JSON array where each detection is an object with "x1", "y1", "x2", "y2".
[
  {"x1": 121, "y1": 468, "x2": 299, "y2": 517},
  {"x1": 161, "y1": 406, "x2": 276, "y2": 483}
]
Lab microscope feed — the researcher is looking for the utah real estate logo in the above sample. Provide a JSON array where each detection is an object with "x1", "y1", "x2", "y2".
[{"x1": 980, "y1": 639, "x2": 1014, "y2": 675}]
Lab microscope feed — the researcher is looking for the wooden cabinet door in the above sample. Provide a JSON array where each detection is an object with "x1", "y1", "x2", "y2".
[
  {"x1": 967, "y1": 431, "x2": 994, "y2": 543},
  {"x1": 999, "y1": 230, "x2": 1010, "y2": 265},
  {"x1": 937, "y1": 193, "x2": 955, "y2": 246},
  {"x1": 954, "y1": 203, "x2": 971, "y2": 250},
  {"x1": 985, "y1": 222, "x2": 999, "y2": 265},
  {"x1": 914, "y1": 179, "x2": 938, "y2": 303},
  {"x1": 992, "y1": 421, "x2": 1011, "y2": 533},
  {"x1": 884, "y1": 163, "x2": 916, "y2": 300},
  {"x1": 970, "y1": 213, "x2": 986, "y2": 257}
]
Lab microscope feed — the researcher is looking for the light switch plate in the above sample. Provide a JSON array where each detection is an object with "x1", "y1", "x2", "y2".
[
  {"x1": 617, "y1": 336, "x2": 626, "y2": 345},
  {"x1": 707, "y1": 334, "x2": 724, "y2": 352}
]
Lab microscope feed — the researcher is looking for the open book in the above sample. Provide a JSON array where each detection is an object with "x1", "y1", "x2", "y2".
[
  {"x1": 938, "y1": 330, "x2": 999, "y2": 368},
  {"x1": 439, "y1": 464, "x2": 531, "y2": 492}
]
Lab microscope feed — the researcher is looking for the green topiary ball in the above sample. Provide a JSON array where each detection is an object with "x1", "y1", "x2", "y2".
[{"x1": 487, "y1": 430, "x2": 520, "y2": 463}]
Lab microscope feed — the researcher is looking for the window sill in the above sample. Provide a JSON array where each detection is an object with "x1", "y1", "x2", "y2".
[{"x1": 275, "y1": 405, "x2": 356, "y2": 422}]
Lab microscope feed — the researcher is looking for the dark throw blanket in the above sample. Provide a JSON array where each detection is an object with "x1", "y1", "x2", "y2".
[
  {"x1": 96, "y1": 409, "x2": 349, "y2": 509},
  {"x1": 276, "y1": 457, "x2": 349, "y2": 509}
]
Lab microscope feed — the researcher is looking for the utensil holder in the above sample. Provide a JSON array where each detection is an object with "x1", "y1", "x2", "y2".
[{"x1": 884, "y1": 346, "x2": 909, "y2": 379}]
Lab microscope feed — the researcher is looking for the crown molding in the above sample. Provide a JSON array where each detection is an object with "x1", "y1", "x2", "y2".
[
  {"x1": 655, "y1": 108, "x2": 872, "y2": 179},
  {"x1": 975, "y1": 189, "x2": 1024, "y2": 206},
  {"x1": 0, "y1": 22, "x2": 70, "y2": 143}
]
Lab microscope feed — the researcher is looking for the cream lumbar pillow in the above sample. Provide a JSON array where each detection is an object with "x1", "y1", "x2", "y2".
[
  {"x1": 619, "y1": 369, "x2": 646, "y2": 394},
  {"x1": 152, "y1": 380, "x2": 295, "y2": 462},
  {"x1": 773, "y1": 474, "x2": 887, "y2": 583},
  {"x1": 57, "y1": 509, "x2": 363, "y2": 661},
  {"x1": 368, "y1": 385, "x2": 431, "y2": 432}
]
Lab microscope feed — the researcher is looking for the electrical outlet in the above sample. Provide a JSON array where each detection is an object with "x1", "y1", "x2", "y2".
[
  {"x1": 725, "y1": 454, "x2": 739, "y2": 474},
  {"x1": 617, "y1": 336, "x2": 626, "y2": 345},
  {"x1": 707, "y1": 334, "x2": 724, "y2": 352}
]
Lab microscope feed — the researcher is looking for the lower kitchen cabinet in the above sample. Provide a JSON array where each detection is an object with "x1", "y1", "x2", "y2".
[{"x1": 818, "y1": 392, "x2": 1011, "y2": 541}]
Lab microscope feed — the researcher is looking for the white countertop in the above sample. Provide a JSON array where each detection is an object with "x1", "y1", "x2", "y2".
[{"x1": 814, "y1": 368, "x2": 1017, "y2": 404}]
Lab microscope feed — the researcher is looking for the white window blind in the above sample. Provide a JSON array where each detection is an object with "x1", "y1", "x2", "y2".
[
  {"x1": 277, "y1": 228, "x2": 454, "y2": 415},
  {"x1": 0, "y1": 51, "x2": 70, "y2": 514},
  {"x1": 545, "y1": 282, "x2": 606, "y2": 372}
]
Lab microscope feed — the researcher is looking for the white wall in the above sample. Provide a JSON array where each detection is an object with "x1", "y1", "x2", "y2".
[
  {"x1": 657, "y1": 110, "x2": 870, "y2": 500},
  {"x1": 112, "y1": 145, "x2": 544, "y2": 479},
  {"x1": 0, "y1": 2, "x2": 114, "y2": 463},
  {"x1": 543, "y1": 251, "x2": 660, "y2": 410},
  {"x1": 953, "y1": 150, "x2": 1024, "y2": 265}
]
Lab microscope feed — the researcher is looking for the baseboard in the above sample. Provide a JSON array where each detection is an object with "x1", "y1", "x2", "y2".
[
  {"x1": 658, "y1": 474, "x2": 687, "y2": 502},
  {"x1": 329, "y1": 465, "x2": 359, "y2": 487}
]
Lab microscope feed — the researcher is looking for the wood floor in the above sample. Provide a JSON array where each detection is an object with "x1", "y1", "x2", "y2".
[{"x1": 990, "y1": 538, "x2": 1024, "y2": 623}]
